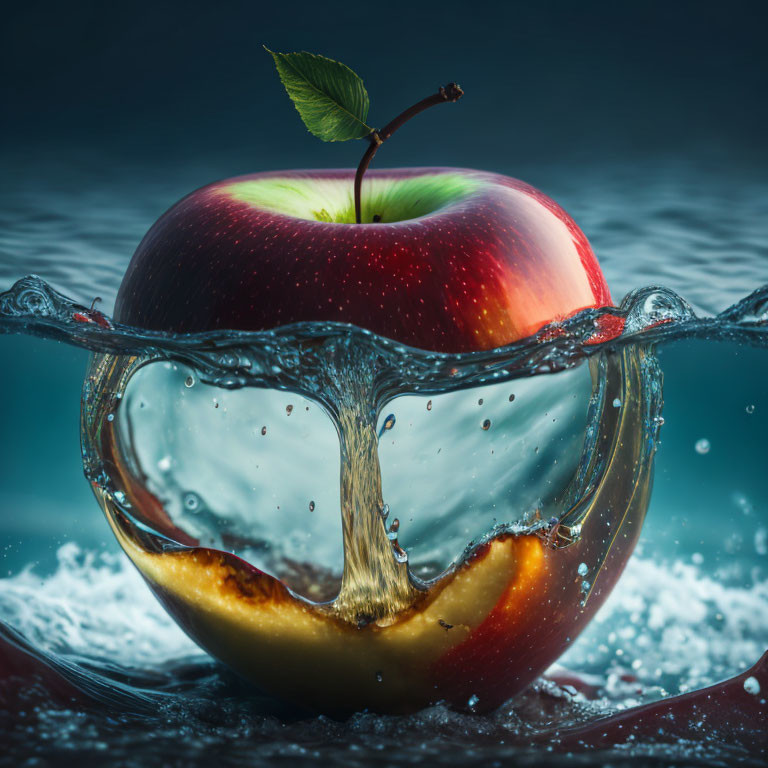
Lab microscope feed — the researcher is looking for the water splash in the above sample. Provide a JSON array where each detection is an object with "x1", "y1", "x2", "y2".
[{"x1": 2, "y1": 275, "x2": 767, "y2": 396}]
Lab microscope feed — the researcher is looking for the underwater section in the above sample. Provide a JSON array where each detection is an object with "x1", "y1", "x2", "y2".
[{"x1": 1, "y1": 274, "x2": 767, "y2": 754}]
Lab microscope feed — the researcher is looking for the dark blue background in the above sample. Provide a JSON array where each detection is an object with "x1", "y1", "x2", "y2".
[{"x1": 3, "y1": 0, "x2": 767, "y2": 170}]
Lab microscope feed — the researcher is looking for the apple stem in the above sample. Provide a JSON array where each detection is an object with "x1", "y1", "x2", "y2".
[{"x1": 354, "y1": 83, "x2": 464, "y2": 224}]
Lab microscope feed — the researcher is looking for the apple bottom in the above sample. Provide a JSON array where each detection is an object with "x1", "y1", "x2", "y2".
[
  {"x1": 96, "y1": 501, "x2": 642, "y2": 715},
  {"x1": 84, "y1": 345, "x2": 656, "y2": 714}
]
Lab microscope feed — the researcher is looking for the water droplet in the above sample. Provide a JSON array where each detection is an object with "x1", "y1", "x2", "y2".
[
  {"x1": 382, "y1": 414, "x2": 396, "y2": 431},
  {"x1": 743, "y1": 676, "x2": 761, "y2": 695},
  {"x1": 481, "y1": 419, "x2": 491, "y2": 431},
  {"x1": 183, "y1": 492, "x2": 200, "y2": 512},
  {"x1": 612, "y1": 398, "x2": 622, "y2": 408},
  {"x1": 478, "y1": 398, "x2": 484, "y2": 406},
  {"x1": 692, "y1": 552, "x2": 704, "y2": 565},
  {"x1": 508, "y1": 393, "x2": 516, "y2": 402},
  {"x1": 467, "y1": 694, "x2": 479, "y2": 709},
  {"x1": 577, "y1": 562, "x2": 589, "y2": 577},
  {"x1": 695, "y1": 438, "x2": 710, "y2": 455},
  {"x1": 157, "y1": 456, "x2": 172, "y2": 472},
  {"x1": 106, "y1": 413, "x2": 114, "y2": 422},
  {"x1": 570, "y1": 523, "x2": 583, "y2": 540},
  {"x1": 755, "y1": 527, "x2": 767, "y2": 555},
  {"x1": 309, "y1": 500, "x2": 315, "y2": 512},
  {"x1": 184, "y1": 375, "x2": 195, "y2": 388},
  {"x1": 746, "y1": 404, "x2": 756, "y2": 414},
  {"x1": 286, "y1": 404, "x2": 293, "y2": 416},
  {"x1": 261, "y1": 426, "x2": 267, "y2": 436},
  {"x1": 426, "y1": 400, "x2": 432, "y2": 411}
]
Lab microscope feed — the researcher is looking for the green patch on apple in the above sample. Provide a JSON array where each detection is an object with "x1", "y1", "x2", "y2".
[{"x1": 224, "y1": 173, "x2": 480, "y2": 224}]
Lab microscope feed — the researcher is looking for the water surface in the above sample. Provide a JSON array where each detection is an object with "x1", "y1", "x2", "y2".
[{"x1": 1, "y1": 157, "x2": 766, "y2": 766}]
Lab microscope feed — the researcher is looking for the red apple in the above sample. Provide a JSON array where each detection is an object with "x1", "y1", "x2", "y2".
[
  {"x1": 84, "y1": 166, "x2": 655, "y2": 715},
  {"x1": 115, "y1": 167, "x2": 611, "y2": 352}
]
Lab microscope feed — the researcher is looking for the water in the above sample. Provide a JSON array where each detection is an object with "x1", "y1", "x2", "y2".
[{"x1": 1, "y1": 158, "x2": 767, "y2": 765}]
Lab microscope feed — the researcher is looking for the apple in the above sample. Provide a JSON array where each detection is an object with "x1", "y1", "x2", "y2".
[
  {"x1": 84, "y1": 166, "x2": 655, "y2": 715},
  {"x1": 115, "y1": 167, "x2": 611, "y2": 353}
]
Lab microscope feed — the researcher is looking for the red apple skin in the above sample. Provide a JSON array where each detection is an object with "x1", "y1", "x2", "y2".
[
  {"x1": 115, "y1": 168, "x2": 611, "y2": 352},
  {"x1": 98, "y1": 167, "x2": 642, "y2": 714}
]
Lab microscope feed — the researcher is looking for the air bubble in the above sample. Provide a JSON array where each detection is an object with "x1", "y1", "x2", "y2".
[
  {"x1": 309, "y1": 500, "x2": 315, "y2": 512},
  {"x1": 286, "y1": 404, "x2": 293, "y2": 416},
  {"x1": 261, "y1": 426, "x2": 267, "y2": 436},
  {"x1": 743, "y1": 676, "x2": 760, "y2": 695},
  {"x1": 184, "y1": 375, "x2": 195, "y2": 388},
  {"x1": 577, "y1": 562, "x2": 589, "y2": 577},
  {"x1": 746, "y1": 404, "x2": 755, "y2": 414},
  {"x1": 382, "y1": 414, "x2": 396, "y2": 431},
  {"x1": 113, "y1": 491, "x2": 126, "y2": 504},
  {"x1": 612, "y1": 398, "x2": 622, "y2": 408},
  {"x1": 508, "y1": 394, "x2": 516, "y2": 402},
  {"x1": 481, "y1": 419, "x2": 491, "y2": 431},
  {"x1": 107, "y1": 413, "x2": 114, "y2": 422},
  {"x1": 183, "y1": 493, "x2": 200, "y2": 512},
  {"x1": 375, "y1": 671, "x2": 383, "y2": 683},
  {"x1": 695, "y1": 438, "x2": 710, "y2": 455},
  {"x1": 478, "y1": 398, "x2": 484, "y2": 406},
  {"x1": 426, "y1": 400, "x2": 432, "y2": 411},
  {"x1": 580, "y1": 580, "x2": 590, "y2": 593},
  {"x1": 467, "y1": 694, "x2": 479, "y2": 709}
]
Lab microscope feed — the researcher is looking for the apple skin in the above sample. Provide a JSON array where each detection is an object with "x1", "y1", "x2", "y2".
[{"x1": 115, "y1": 167, "x2": 611, "y2": 352}]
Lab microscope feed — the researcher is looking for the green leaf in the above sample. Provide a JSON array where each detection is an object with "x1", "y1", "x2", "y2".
[{"x1": 266, "y1": 48, "x2": 372, "y2": 142}]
